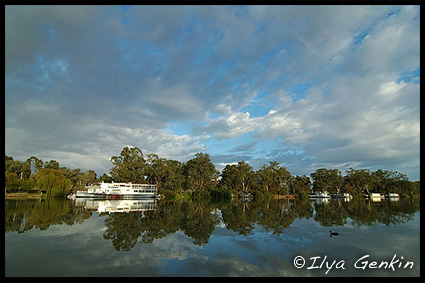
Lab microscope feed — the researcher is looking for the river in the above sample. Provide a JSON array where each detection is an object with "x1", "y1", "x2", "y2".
[{"x1": 5, "y1": 197, "x2": 420, "y2": 277}]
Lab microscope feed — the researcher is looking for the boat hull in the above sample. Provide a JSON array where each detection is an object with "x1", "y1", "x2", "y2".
[{"x1": 75, "y1": 191, "x2": 158, "y2": 199}]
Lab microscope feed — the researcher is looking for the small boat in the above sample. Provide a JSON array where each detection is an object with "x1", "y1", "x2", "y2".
[
  {"x1": 75, "y1": 182, "x2": 158, "y2": 198},
  {"x1": 386, "y1": 193, "x2": 400, "y2": 201},
  {"x1": 309, "y1": 191, "x2": 331, "y2": 199},
  {"x1": 66, "y1": 193, "x2": 76, "y2": 200},
  {"x1": 369, "y1": 193, "x2": 383, "y2": 202}
]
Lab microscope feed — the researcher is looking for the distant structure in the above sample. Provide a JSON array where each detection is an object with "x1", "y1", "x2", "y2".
[{"x1": 30, "y1": 159, "x2": 37, "y2": 176}]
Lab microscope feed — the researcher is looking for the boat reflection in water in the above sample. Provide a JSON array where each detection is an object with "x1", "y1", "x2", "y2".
[{"x1": 74, "y1": 198, "x2": 157, "y2": 214}]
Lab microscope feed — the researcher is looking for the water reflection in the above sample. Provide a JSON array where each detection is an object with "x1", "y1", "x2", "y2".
[
  {"x1": 5, "y1": 197, "x2": 420, "y2": 251},
  {"x1": 75, "y1": 198, "x2": 157, "y2": 214}
]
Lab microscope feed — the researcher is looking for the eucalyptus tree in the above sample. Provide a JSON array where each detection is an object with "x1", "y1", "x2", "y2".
[
  {"x1": 144, "y1": 153, "x2": 167, "y2": 189},
  {"x1": 344, "y1": 168, "x2": 374, "y2": 196},
  {"x1": 110, "y1": 147, "x2": 146, "y2": 183},
  {"x1": 220, "y1": 161, "x2": 255, "y2": 194},
  {"x1": 311, "y1": 168, "x2": 344, "y2": 194},
  {"x1": 184, "y1": 153, "x2": 218, "y2": 192},
  {"x1": 257, "y1": 161, "x2": 292, "y2": 195},
  {"x1": 44, "y1": 160, "x2": 60, "y2": 170}
]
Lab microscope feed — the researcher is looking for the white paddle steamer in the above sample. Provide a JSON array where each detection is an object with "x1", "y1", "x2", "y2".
[{"x1": 72, "y1": 182, "x2": 158, "y2": 198}]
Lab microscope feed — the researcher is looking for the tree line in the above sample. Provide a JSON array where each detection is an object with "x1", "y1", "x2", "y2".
[
  {"x1": 5, "y1": 146, "x2": 420, "y2": 198},
  {"x1": 5, "y1": 155, "x2": 97, "y2": 197}
]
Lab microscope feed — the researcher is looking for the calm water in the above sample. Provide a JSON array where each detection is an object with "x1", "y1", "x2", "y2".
[{"x1": 5, "y1": 197, "x2": 420, "y2": 277}]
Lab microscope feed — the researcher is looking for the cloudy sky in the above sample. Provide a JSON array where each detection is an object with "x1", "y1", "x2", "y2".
[{"x1": 5, "y1": 5, "x2": 420, "y2": 180}]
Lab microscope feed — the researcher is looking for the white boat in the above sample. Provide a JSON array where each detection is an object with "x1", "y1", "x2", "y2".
[
  {"x1": 370, "y1": 193, "x2": 383, "y2": 202},
  {"x1": 309, "y1": 191, "x2": 331, "y2": 198},
  {"x1": 386, "y1": 193, "x2": 400, "y2": 201},
  {"x1": 75, "y1": 182, "x2": 158, "y2": 198}
]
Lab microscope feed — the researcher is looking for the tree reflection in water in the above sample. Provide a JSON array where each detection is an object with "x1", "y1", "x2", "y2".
[{"x1": 5, "y1": 197, "x2": 420, "y2": 251}]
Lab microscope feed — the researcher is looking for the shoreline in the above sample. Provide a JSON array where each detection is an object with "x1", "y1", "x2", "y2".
[{"x1": 5, "y1": 192, "x2": 43, "y2": 200}]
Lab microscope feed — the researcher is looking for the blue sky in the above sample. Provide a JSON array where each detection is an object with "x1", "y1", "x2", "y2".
[{"x1": 5, "y1": 5, "x2": 420, "y2": 180}]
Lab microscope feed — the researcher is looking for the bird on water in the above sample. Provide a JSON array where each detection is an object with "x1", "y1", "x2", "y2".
[{"x1": 329, "y1": 230, "x2": 339, "y2": 237}]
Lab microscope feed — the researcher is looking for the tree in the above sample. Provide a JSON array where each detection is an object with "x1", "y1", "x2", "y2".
[
  {"x1": 99, "y1": 173, "x2": 113, "y2": 183},
  {"x1": 372, "y1": 169, "x2": 409, "y2": 195},
  {"x1": 344, "y1": 168, "x2": 373, "y2": 196},
  {"x1": 184, "y1": 153, "x2": 217, "y2": 192},
  {"x1": 311, "y1": 168, "x2": 343, "y2": 194},
  {"x1": 5, "y1": 171, "x2": 20, "y2": 193},
  {"x1": 220, "y1": 164, "x2": 239, "y2": 193},
  {"x1": 257, "y1": 164, "x2": 275, "y2": 192},
  {"x1": 256, "y1": 161, "x2": 292, "y2": 195},
  {"x1": 220, "y1": 161, "x2": 255, "y2": 194},
  {"x1": 291, "y1": 175, "x2": 311, "y2": 195},
  {"x1": 237, "y1": 161, "x2": 255, "y2": 192},
  {"x1": 60, "y1": 167, "x2": 82, "y2": 188},
  {"x1": 110, "y1": 147, "x2": 145, "y2": 183},
  {"x1": 5, "y1": 159, "x2": 31, "y2": 180},
  {"x1": 5, "y1": 156, "x2": 35, "y2": 192},
  {"x1": 276, "y1": 165, "x2": 292, "y2": 195},
  {"x1": 80, "y1": 170, "x2": 97, "y2": 186},
  {"x1": 144, "y1": 153, "x2": 167, "y2": 190},
  {"x1": 35, "y1": 168, "x2": 71, "y2": 197},
  {"x1": 44, "y1": 160, "x2": 60, "y2": 170},
  {"x1": 372, "y1": 169, "x2": 390, "y2": 194},
  {"x1": 410, "y1": 181, "x2": 420, "y2": 196},
  {"x1": 163, "y1": 159, "x2": 184, "y2": 192}
]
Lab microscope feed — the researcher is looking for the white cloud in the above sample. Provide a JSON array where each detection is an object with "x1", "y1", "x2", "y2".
[
  {"x1": 5, "y1": 5, "x2": 420, "y2": 180},
  {"x1": 196, "y1": 105, "x2": 258, "y2": 140}
]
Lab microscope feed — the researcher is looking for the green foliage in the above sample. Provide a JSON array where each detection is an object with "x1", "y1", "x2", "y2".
[
  {"x1": 98, "y1": 173, "x2": 113, "y2": 183},
  {"x1": 110, "y1": 147, "x2": 145, "y2": 183},
  {"x1": 291, "y1": 175, "x2": 311, "y2": 195},
  {"x1": 5, "y1": 157, "x2": 31, "y2": 180},
  {"x1": 5, "y1": 172, "x2": 36, "y2": 193},
  {"x1": 256, "y1": 161, "x2": 292, "y2": 195},
  {"x1": 35, "y1": 168, "x2": 71, "y2": 197},
  {"x1": 220, "y1": 161, "x2": 255, "y2": 195},
  {"x1": 144, "y1": 154, "x2": 184, "y2": 192},
  {"x1": 344, "y1": 168, "x2": 373, "y2": 196},
  {"x1": 183, "y1": 153, "x2": 218, "y2": 192},
  {"x1": 44, "y1": 160, "x2": 59, "y2": 170},
  {"x1": 311, "y1": 168, "x2": 344, "y2": 194}
]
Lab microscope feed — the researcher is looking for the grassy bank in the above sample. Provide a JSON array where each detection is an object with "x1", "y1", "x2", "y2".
[{"x1": 5, "y1": 192, "x2": 43, "y2": 200}]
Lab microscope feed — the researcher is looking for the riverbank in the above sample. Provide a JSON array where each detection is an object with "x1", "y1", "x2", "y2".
[{"x1": 5, "y1": 192, "x2": 43, "y2": 200}]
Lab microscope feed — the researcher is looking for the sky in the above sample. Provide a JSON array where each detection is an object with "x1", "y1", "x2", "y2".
[{"x1": 5, "y1": 5, "x2": 420, "y2": 180}]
